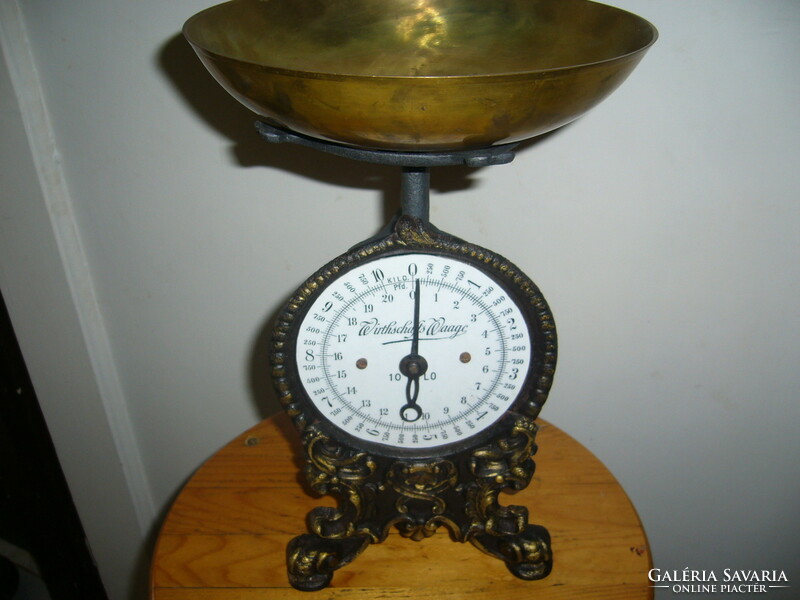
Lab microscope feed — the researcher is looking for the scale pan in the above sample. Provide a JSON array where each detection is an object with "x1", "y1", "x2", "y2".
[{"x1": 184, "y1": 0, "x2": 656, "y2": 151}]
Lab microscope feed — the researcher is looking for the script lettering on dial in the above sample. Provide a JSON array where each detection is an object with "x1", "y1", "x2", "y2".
[{"x1": 296, "y1": 253, "x2": 532, "y2": 449}]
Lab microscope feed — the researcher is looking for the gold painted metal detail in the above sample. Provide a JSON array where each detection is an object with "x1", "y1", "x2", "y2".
[
  {"x1": 470, "y1": 416, "x2": 538, "y2": 494},
  {"x1": 287, "y1": 534, "x2": 372, "y2": 591},
  {"x1": 387, "y1": 460, "x2": 457, "y2": 513},
  {"x1": 464, "y1": 416, "x2": 538, "y2": 537},
  {"x1": 302, "y1": 425, "x2": 378, "y2": 541},
  {"x1": 387, "y1": 460, "x2": 459, "y2": 541},
  {"x1": 287, "y1": 545, "x2": 338, "y2": 580},
  {"x1": 496, "y1": 534, "x2": 551, "y2": 580},
  {"x1": 465, "y1": 417, "x2": 552, "y2": 579}
]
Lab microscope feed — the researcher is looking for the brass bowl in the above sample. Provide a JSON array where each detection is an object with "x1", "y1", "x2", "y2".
[{"x1": 184, "y1": 0, "x2": 656, "y2": 151}]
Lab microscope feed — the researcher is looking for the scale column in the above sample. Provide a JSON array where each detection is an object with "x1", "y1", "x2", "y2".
[{"x1": 400, "y1": 166, "x2": 430, "y2": 224}]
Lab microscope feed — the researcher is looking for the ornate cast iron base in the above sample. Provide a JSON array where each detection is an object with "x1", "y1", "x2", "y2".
[
  {"x1": 271, "y1": 216, "x2": 557, "y2": 590},
  {"x1": 285, "y1": 417, "x2": 552, "y2": 591}
]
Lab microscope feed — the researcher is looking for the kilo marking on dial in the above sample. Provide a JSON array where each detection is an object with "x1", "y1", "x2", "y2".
[{"x1": 296, "y1": 253, "x2": 532, "y2": 449}]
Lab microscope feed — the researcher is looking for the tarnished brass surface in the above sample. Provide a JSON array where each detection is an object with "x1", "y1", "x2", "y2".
[{"x1": 184, "y1": 0, "x2": 656, "y2": 150}]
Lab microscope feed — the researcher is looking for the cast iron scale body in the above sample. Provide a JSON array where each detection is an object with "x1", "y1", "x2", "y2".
[
  {"x1": 262, "y1": 122, "x2": 556, "y2": 590},
  {"x1": 183, "y1": 0, "x2": 656, "y2": 591}
]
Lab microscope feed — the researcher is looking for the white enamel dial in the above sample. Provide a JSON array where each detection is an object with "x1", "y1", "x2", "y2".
[{"x1": 295, "y1": 253, "x2": 532, "y2": 450}]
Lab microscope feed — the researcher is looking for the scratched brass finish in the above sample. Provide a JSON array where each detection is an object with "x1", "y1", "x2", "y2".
[{"x1": 184, "y1": 0, "x2": 656, "y2": 150}]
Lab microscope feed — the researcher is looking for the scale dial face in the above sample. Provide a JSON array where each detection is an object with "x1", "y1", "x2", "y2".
[{"x1": 294, "y1": 252, "x2": 533, "y2": 451}]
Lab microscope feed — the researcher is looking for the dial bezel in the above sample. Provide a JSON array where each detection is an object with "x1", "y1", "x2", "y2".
[{"x1": 271, "y1": 219, "x2": 556, "y2": 459}]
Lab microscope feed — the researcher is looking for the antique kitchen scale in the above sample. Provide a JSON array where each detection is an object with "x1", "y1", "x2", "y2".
[{"x1": 184, "y1": 0, "x2": 655, "y2": 591}]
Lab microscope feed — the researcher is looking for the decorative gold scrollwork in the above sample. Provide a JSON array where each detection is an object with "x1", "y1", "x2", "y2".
[
  {"x1": 470, "y1": 416, "x2": 537, "y2": 490},
  {"x1": 395, "y1": 519, "x2": 441, "y2": 541},
  {"x1": 387, "y1": 460, "x2": 457, "y2": 514},
  {"x1": 287, "y1": 544, "x2": 338, "y2": 580},
  {"x1": 304, "y1": 426, "x2": 377, "y2": 492},
  {"x1": 498, "y1": 533, "x2": 551, "y2": 578},
  {"x1": 301, "y1": 426, "x2": 378, "y2": 541},
  {"x1": 286, "y1": 533, "x2": 372, "y2": 592},
  {"x1": 462, "y1": 416, "x2": 551, "y2": 578},
  {"x1": 386, "y1": 460, "x2": 460, "y2": 541},
  {"x1": 464, "y1": 416, "x2": 539, "y2": 539}
]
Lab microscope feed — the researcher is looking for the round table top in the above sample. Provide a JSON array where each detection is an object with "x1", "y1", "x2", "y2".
[{"x1": 151, "y1": 413, "x2": 652, "y2": 599}]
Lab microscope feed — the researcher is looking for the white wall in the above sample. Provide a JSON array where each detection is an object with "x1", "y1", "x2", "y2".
[{"x1": 1, "y1": 0, "x2": 798, "y2": 598}]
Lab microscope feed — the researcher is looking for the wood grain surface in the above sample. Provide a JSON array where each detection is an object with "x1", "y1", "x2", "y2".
[{"x1": 151, "y1": 414, "x2": 652, "y2": 599}]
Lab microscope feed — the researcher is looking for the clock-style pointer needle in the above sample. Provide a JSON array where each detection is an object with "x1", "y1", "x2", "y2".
[
  {"x1": 411, "y1": 278, "x2": 421, "y2": 356},
  {"x1": 399, "y1": 280, "x2": 427, "y2": 422}
]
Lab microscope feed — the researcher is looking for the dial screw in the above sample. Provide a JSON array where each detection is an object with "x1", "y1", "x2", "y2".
[
  {"x1": 460, "y1": 352, "x2": 471, "y2": 363},
  {"x1": 356, "y1": 358, "x2": 368, "y2": 370}
]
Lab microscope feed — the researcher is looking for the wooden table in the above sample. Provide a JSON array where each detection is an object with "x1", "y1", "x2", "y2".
[{"x1": 151, "y1": 414, "x2": 652, "y2": 599}]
